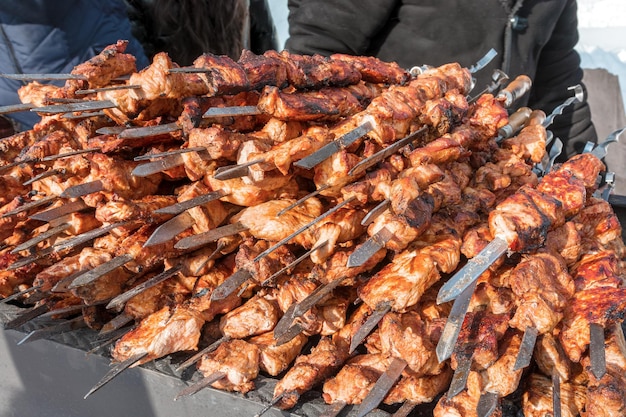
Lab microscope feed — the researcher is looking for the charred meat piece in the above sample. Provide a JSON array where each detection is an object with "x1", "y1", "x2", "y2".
[
  {"x1": 322, "y1": 353, "x2": 391, "y2": 405},
  {"x1": 508, "y1": 253, "x2": 575, "y2": 335},
  {"x1": 196, "y1": 338, "x2": 260, "y2": 393},
  {"x1": 522, "y1": 372, "x2": 586, "y2": 417},
  {"x1": 256, "y1": 82, "x2": 381, "y2": 122},
  {"x1": 248, "y1": 331, "x2": 308, "y2": 376},
  {"x1": 191, "y1": 53, "x2": 250, "y2": 96},
  {"x1": 67, "y1": 40, "x2": 137, "y2": 89},
  {"x1": 112, "y1": 305, "x2": 205, "y2": 364},
  {"x1": 329, "y1": 54, "x2": 410, "y2": 85}
]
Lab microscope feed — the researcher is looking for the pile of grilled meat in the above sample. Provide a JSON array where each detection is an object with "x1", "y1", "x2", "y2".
[{"x1": 1, "y1": 40, "x2": 625, "y2": 417}]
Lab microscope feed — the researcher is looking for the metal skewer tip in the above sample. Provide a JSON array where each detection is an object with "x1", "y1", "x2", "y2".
[
  {"x1": 513, "y1": 326, "x2": 539, "y2": 371},
  {"x1": 253, "y1": 392, "x2": 287, "y2": 417},
  {"x1": 174, "y1": 372, "x2": 226, "y2": 400},
  {"x1": 476, "y1": 392, "x2": 499, "y2": 417},
  {"x1": 84, "y1": 352, "x2": 148, "y2": 399},
  {"x1": 175, "y1": 336, "x2": 231, "y2": 373},
  {"x1": 354, "y1": 357, "x2": 407, "y2": 417},
  {"x1": 435, "y1": 280, "x2": 478, "y2": 363},
  {"x1": 437, "y1": 237, "x2": 508, "y2": 304}
]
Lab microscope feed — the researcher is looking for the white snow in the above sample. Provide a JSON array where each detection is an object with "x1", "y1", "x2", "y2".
[
  {"x1": 267, "y1": 0, "x2": 289, "y2": 50},
  {"x1": 576, "y1": 0, "x2": 626, "y2": 109},
  {"x1": 578, "y1": 0, "x2": 626, "y2": 29}
]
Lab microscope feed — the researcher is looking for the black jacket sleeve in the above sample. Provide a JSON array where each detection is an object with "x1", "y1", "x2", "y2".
[
  {"x1": 526, "y1": 0, "x2": 597, "y2": 158},
  {"x1": 285, "y1": 0, "x2": 399, "y2": 56}
]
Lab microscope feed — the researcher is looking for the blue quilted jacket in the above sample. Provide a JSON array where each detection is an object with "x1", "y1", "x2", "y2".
[{"x1": 0, "y1": 0, "x2": 148, "y2": 129}]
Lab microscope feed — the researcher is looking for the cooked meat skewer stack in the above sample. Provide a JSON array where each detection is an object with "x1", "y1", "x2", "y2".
[{"x1": 2, "y1": 43, "x2": 625, "y2": 417}]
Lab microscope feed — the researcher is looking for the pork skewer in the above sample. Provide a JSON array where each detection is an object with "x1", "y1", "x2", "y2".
[
  {"x1": 209, "y1": 197, "x2": 356, "y2": 302},
  {"x1": 253, "y1": 302, "x2": 373, "y2": 415},
  {"x1": 322, "y1": 285, "x2": 452, "y2": 416},
  {"x1": 436, "y1": 152, "x2": 605, "y2": 365},
  {"x1": 217, "y1": 60, "x2": 474, "y2": 181},
  {"x1": 342, "y1": 96, "x2": 515, "y2": 351},
  {"x1": 345, "y1": 88, "x2": 511, "y2": 268},
  {"x1": 438, "y1": 125, "x2": 619, "y2": 305},
  {"x1": 123, "y1": 80, "x2": 382, "y2": 151},
  {"x1": 293, "y1": 51, "x2": 498, "y2": 172},
  {"x1": 177, "y1": 284, "x2": 352, "y2": 400}
]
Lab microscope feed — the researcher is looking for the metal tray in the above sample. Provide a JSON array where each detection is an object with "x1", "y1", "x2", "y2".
[{"x1": 0, "y1": 303, "x2": 396, "y2": 417}]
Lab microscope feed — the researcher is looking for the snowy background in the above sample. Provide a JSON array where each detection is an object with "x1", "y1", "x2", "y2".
[
  {"x1": 577, "y1": 0, "x2": 626, "y2": 109},
  {"x1": 267, "y1": 0, "x2": 626, "y2": 109}
]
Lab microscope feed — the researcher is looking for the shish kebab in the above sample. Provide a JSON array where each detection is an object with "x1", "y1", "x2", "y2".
[
  {"x1": 3, "y1": 48, "x2": 409, "y2": 139},
  {"x1": 2, "y1": 39, "x2": 620, "y2": 416},
  {"x1": 336, "y1": 162, "x2": 533, "y2": 417},
  {"x1": 334, "y1": 98, "x2": 589, "y2": 415},
  {"x1": 11, "y1": 191, "x2": 313, "y2": 312},
  {"x1": 3, "y1": 123, "x2": 360, "y2": 306},
  {"x1": 36, "y1": 119, "x2": 510, "y2": 412},
  {"x1": 0, "y1": 49, "x2": 576, "y2": 300},
  {"x1": 254, "y1": 123, "x2": 536, "y2": 416},
  {"x1": 0, "y1": 47, "x2": 404, "y2": 200},
  {"x1": 1, "y1": 53, "x2": 434, "y2": 244},
  {"x1": 0, "y1": 109, "x2": 480, "y2": 292},
  {"x1": 351, "y1": 142, "x2": 624, "y2": 417},
  {"x1": 86, "y1": 241, "x2": 357, "y2": 398},
  {"x1": 270, "y1": 90, "x2": 515, "y2": 344},
  {"x1": 156, "y1": 61, "x2": 478, "y2": 302},
  {"x1": 0, "y1": 81, "x2": 498, "y2": 294},
  {"x1": 4, "y1": 141, "x2": 596, "y2": 414},
  {"x1": 490, "y1": 193, "x2": 626, "y2": 417},
  {"x1": 435, "y1": 149, "x2": 607, "y2": 362},
  {"x1": 141, "y1": 59, "x2": 477, "y2": 248},
  {"x1": 3, "y1": 50, "x2": 482, "y2": 242},
  {"x1": 429, "y1": 189, "x2": 626, "y2": 416},
  {"x1": 435, "y1": 128, "x2": 624, "y2": 401},
  {"x1": 212, "y1": 50, "x2": 498, "y2": 181},
  {"x1": 507, "y1": 163, "x2": 623, "y2": 373},
  {"x1": 15, "y1": 66, "x2": 512, "y2": 360},
  {"x1": 434, "y1": 150, "x2": 620, "y2": 412}
]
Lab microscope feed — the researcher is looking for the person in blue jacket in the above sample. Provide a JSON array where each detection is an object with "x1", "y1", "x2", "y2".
[{"x1": 0, "y1": 0, "x2": 149, "y2": 133}]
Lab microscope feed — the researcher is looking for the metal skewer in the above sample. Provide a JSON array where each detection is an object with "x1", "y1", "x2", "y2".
[
  {"x1": 174, "y1": 372, "x2": 226, "y2": 400},
  {"x1": 106, "y1": 265, "x2": 183, "y2": 311},
  {"x1": 436, "y1": 280, "x2": 479, "y2": 363},
  {"x1": 17, "y1": 316, "x2": 87, "y2": 345},
  {"x1": 589, "y1": 322, "x2": 607, "y2": 379},
  {"x1": 29, "y1": 200, "x2": 89, "y2": 222},
  {"x1": 512, "y1": 326, "x2": 539, "y2": 371},
  {"x1": 294, "y1": 121, "x2": 374, "y2": 170},
  {"x1": 31, "y1": 100, "x2": 117, "y2": 114},
  {"x1": 476, "y1": 392, "x2": 499, "y2": 417},
  {"x1": 60, "y1": 180, "x2": 105, "y2": 198},
  {"x1": 349, "y1": 301, "x2": 392, "y2": 354},
  {"x1": 84, "y1": 352, "x2": 148, "y2": 399},
  {"x1": 210, "y1": 197, "x2": 356, "y2": 302},
  {"x1": 175, "y1": 336, "x2": 232, "y2": 373},
  {"x1": 353, "y1": 357, "x2": 407, "y2": 417},
  {"x1": 10, "y1": 223, "x2": 72, "y2": 254},
  {"x1": 142, "y1": 212, "x2": 196, "y2": 247}
]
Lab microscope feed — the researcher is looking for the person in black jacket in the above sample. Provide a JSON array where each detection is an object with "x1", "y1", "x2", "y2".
[
  {"x1": 285, "y1": 0, "x2": 597, "y2": 160},
  {"x1": 0, "y1": 0, "x2": 149, "y2": 133}
]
